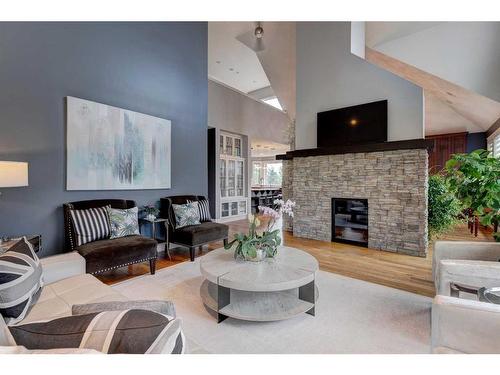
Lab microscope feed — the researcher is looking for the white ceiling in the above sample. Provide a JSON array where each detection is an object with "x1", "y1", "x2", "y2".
[
  {"x1": 251, "y1": 139, "x2": 290, "y2": 158},
  {"x1": 365, "y1": 22, "x2": 443, "y2": 48},
  {"x1": 208, "y1": 22, "x2": 270, "y2": 94}
]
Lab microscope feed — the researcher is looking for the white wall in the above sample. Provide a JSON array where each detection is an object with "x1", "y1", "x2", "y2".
[
  {"x1": 296, "y1": 22, "x2": 424, "y2": 150},
  {"x1": 208, "y1": 80, "x2": 290, "y2": 145},
  {"x1": 373, "y1": 22, "x2": 500, "y2": 103},
  {"x1": 350, "y1": 22, "x2": 366, "y2": 59}
]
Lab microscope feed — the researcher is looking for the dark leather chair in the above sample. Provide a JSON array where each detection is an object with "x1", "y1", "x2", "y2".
[
  {"x1": 63, "y1": 199, "x2": 158, "y2": 275},
  {"x1": 160, "y1": 195, "x2": 228, "y2": 261}
]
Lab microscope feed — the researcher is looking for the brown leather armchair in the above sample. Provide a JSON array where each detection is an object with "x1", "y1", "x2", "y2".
[
  {"x1": 160, "y1": 195, "x2": 228, "y2": 261},
  {"x1": 63, "y1": 199, "x2": 158, "y2": 275}
]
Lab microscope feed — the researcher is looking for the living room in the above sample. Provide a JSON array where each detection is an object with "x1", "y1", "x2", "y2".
[{"x1": 1, "y1": 1, "x2": 500, "y2": 374}]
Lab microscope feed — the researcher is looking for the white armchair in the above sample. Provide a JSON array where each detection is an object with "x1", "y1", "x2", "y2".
[{"x1": 432, "y1": 240, "x2": 500, "y2": 353}]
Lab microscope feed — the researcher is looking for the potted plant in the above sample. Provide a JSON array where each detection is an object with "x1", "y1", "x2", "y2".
[
  {"x1": 445, "y1": 149, "x2": 500, "y2": 241},
  {"x1": 224, "y1": 199, "x2": 296, "y2": 261},
  {"x1": 427, "y1": 174, "x2": 461, "y2": 238},
  {"x1": 141, "y1": 205, "x2": 160, "y2": 221}
]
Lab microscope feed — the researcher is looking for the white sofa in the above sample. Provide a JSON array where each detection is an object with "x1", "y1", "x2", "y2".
[
  {"x1": 0, "y1": 251, "x2": 172, "y2": 353},
  {"x1": 432, "y1": 240, "x2": 500, "y2": 354}
]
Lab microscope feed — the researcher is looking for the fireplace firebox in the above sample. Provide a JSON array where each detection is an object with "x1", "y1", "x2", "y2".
[{"x1": 332, "y1": 198, "x2": 368, "y2": 247}]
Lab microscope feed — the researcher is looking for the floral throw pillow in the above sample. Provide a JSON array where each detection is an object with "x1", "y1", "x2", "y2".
[
  {"x1": 106, "y1": 207, "x2": 140, "y2": 239},
  {"x1": 172, "y1": 202, "x2": 201, "y2": 229}
]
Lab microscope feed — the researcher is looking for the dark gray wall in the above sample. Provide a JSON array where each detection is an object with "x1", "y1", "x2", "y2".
[
  {"x1": 0, "y1": 22, "x2": 208, "y2": 256},
  {"x1": 467, "y1": 132, "x2": 487, "y2": 153}
]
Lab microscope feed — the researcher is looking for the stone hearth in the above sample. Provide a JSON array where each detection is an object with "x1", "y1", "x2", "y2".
[{"x1": 282, "y1": 149, "x2": 428, "y2": 257}]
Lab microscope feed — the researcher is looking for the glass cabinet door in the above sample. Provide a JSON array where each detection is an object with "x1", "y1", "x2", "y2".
[
  {"x1": 238, "y1": 201, "x2": 247, "y2": 215},
  {"x1": 221, "y1": 203, "x2": 229, "y2": 217},
  {"x1": 225, "y1": 136, "x2": 233, "y2": 155},
  {"x1": 227, "y1": 160, "x2": 235, "y2": 197},
  {"x1": 234, "y1": 138, "x2": 241, "y2": 157},
  {"x1": 220, "y1": 159, "x2": 226, "y2": 197},
  {"x1": 231, "y1": 202, "x2": 238, "y2": 216},
  {"x1": 219, "y1": 135, "x2": 224, "y2": 155},
  {"x1": 236, "y1": 160, "x2": 244, "y2": 196}
]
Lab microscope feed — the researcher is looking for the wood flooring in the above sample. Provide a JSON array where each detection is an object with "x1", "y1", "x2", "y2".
[{"x1": 98, "y1": 219, "x2": 495, "y2": 298}]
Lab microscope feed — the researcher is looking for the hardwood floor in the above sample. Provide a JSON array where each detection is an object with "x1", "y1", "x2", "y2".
[{"x1": 98, "y1": 219, "x2": 494, "y2": 298}]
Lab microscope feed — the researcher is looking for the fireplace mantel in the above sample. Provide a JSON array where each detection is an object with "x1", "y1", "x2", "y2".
[{"x1": 276, "y1": 139, "x2": 434, "y2": 160}]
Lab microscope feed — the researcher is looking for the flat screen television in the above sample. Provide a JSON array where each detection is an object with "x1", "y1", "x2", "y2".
[{"x1": 317, "y1": 100, "x2": 387, "y2": 147}]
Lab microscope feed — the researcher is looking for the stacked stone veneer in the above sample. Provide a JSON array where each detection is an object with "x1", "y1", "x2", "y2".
[{"x1": 283, "y1": 149, "x2": 428, "y2": 257}]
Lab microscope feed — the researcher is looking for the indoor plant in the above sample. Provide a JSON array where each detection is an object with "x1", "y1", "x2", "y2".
[
  {"x1": 427, "y1": 174, "x2": 461, "y2": 238},
  {"x1": 445, "y1": 149, "x2": 500, "y2": 241},
  {"x1": 224, "y1": 199, "x2": 296, "y2": 261},
  {"x1": 141, "y1": 205, "x2": 160, "y2": 221}
]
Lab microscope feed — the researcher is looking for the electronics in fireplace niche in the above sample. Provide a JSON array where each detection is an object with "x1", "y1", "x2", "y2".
[
  {"x1": 317, "y1": 100, "x2": 388, "y2": 147},
  {"x1": 332, "y1": 198, "x2": 368, "y2": 247}
]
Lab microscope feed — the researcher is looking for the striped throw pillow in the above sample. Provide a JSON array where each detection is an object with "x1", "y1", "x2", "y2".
[
  {"x1": 69, "y1": 206, "x2": 111, "y2": 246},
  {"x1": 187, "y1": 199, "x2": 211, "y2": 222},
  {"x1": 9, "y1": 309, "x2": 185, "y2": 354},
  {"x1": 0, "y1": 238, "x2": 43, "y2": 325}
]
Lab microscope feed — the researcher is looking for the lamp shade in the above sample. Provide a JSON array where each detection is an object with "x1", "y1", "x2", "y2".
[{"x1": 0, "y1": 161, "x2": 29, "y2": 187}]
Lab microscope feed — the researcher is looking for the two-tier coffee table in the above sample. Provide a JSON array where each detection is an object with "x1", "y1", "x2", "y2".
[{"x1": 200, "y1": 246, "x2": 319, "y2": 323}]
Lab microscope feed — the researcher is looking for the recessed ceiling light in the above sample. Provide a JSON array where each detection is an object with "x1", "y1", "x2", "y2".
[{"x1": 229, "y1": 68, "x2": 234, "y2": 71}]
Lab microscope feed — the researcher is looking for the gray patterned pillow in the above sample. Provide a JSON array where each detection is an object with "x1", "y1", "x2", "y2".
[
  {"x1": 106, "y1": 207, "x2": 140, "y2": 239},
  {"x1": 172, "y1": 202, "x2": 200, "y2": 229},
  {"x1": 0, "y1": 238, "x2": 43, "y2": 325},
  {"x1": 9, "y1": 309, "x2": 185, "y2": 354}
]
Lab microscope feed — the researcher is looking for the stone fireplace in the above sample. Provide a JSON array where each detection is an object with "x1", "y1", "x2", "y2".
[{"x1": 281, "y1": 145, "x2": 429, "y2": 257}]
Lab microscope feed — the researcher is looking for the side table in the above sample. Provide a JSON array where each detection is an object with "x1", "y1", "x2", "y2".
[
  {"x1": 479, "y1": 287, "x2": 500, "y2": 305},
  {"x1": 0, "y1": 234, "x2": 42, "y2": 255},
  {"x1": 450, "y1": 283, "x2": 500, "y2": 305},
  {"x1": 139, "y1": 218, "x2": 170, "y2": 260}
]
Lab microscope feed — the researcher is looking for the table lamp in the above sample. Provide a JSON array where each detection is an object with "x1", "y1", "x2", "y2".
[{"x1": 0, "y1": 161, "x2": 29, "y2": 195}]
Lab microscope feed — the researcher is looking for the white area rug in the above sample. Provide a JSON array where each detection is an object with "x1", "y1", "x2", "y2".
[{"x1": 112, "y1": 257, "x2": 431, "y2": 354}]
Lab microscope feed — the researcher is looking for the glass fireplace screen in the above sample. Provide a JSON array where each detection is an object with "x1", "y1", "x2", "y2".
[{"x1": 332, "y1": 198, "x2": 368, "y2": 247}]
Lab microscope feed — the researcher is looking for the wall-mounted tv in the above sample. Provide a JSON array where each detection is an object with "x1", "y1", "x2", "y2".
[{"x1": 317, "y1": 100, "x2": 387, "y2": 147}]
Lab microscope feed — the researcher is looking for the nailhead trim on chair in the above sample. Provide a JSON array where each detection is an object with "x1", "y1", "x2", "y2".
[{"x1": 91, "y1": 256, "x2": 158, "y2": 275}]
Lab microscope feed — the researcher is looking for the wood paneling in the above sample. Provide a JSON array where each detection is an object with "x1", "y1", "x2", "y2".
[{"x1": 426, "y1": 132, "x2": 467, "y2": 173}]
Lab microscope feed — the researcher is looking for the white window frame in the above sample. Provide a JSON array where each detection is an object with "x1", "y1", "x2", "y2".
[
  {"x1": 487, "y1": 130, "x2": 500, "y2": 158},
  {"x1": 252, "y1": 160, "x2": 283, "y2": 188}
]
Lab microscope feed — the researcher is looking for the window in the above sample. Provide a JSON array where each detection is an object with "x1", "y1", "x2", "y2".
[
  {"x1": 252, "y1": 160, "x2": 282, "y2": 187},
  {"x1": 261, "y1": 96, "x2": 283, "y2": 111},
  {"x1": 488, "y1": 133, "x2": 500, "y2": 158}
]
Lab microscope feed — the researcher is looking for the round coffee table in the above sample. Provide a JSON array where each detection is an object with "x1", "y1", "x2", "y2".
[{"x1": 200, "y1": 246, "x2": 319, "y2": 323}]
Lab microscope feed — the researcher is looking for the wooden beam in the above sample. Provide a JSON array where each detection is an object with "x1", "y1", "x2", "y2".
[
  {"x1": 487, "y1": 117, "x2": 500, "y2": 137},
  {"x1": 276, "y1": 139, "x2": 434, "y2": 160}
]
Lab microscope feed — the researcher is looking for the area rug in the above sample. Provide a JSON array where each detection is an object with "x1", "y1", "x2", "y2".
[{"x1": 112, "y1": 257, "x2": 431, "y2": 354}]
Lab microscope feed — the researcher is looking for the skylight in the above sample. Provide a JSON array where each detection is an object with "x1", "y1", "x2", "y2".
[{"x1": 262, "y1": 96, "x2": 282, "y2": 111}]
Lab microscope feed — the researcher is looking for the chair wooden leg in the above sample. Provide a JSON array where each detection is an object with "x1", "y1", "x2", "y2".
[
  {"x1": 149, "y1": 259, "x2": 156, "y2": 275},
  {"x1": 189, "y1": 247, "x2": 195, "y2": 262},
  {"x1": 223, "y1": 238, "x2": 228, "y2": 247}
]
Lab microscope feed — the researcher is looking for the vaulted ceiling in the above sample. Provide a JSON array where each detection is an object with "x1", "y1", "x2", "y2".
[
  {"x1": 208, "y1": 22, "x2": 296, "y2": 121},
  {"x1": 364, "y1": 22, "x2": 500, "y2": 135}
]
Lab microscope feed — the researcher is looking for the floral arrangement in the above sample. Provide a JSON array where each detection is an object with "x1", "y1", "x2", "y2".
[
  {"x1": 224, "y1": 199, "x2": 296, "y2": 261},
  {"x1": 141, "y1": 205, "x2": 160, "y2": 220}
]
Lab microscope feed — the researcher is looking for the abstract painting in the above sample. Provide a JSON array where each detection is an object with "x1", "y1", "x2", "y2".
[{"x1": 66, "y1": 96, "x2": 171, "y2": 190}]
